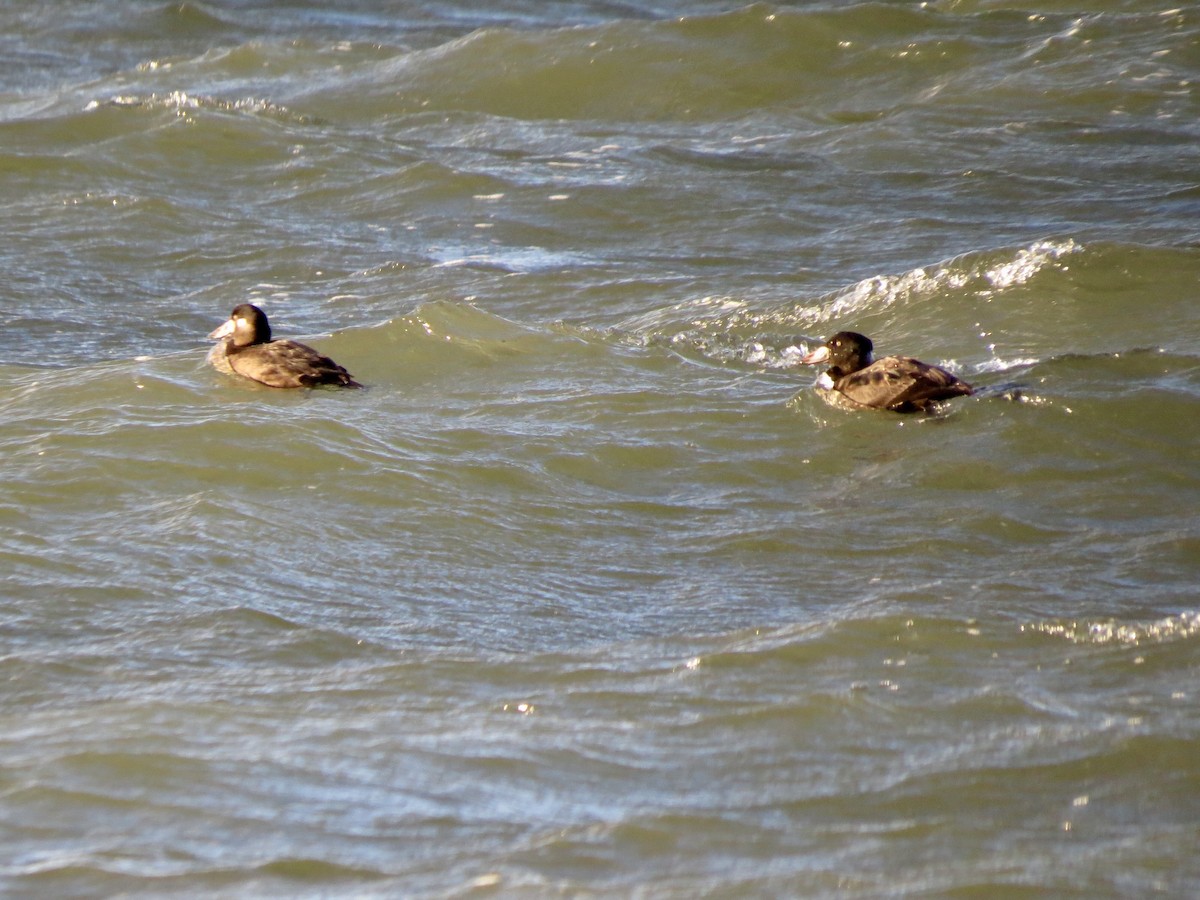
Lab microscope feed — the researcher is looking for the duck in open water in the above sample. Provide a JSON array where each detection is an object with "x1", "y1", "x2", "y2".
[
  {"x1": 801, "y1": 331, "x2": 972, "y2": 413},
  {"x1": 207, "y1": 304, "x2": 361, "y2": 388}
]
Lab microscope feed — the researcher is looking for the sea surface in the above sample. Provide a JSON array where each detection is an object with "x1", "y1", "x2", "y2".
[{"x1": 1, "y1": 1, "x2": 1199, "y2": 897}]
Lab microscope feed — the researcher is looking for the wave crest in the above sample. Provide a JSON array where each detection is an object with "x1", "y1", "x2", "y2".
[
  {"x1": 1024, "y1": 611, "x2": 1200, "y2": 647},
  {"x1": 611, "y1": 239, "x2": 1083, "y2": 369}
]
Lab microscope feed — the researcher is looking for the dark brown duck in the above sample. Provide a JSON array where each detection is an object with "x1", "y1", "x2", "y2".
[
  {"x1": 800, "y1": 331, "x2": 972, "y2": 413},
  {"x1": 207, "y1": 304, "x2": 361, "y2": 388}
]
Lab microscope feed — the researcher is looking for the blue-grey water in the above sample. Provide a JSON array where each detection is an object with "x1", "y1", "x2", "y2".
[{"x1": 2, "y1": 1, "x2": 1199, "y2": 897}]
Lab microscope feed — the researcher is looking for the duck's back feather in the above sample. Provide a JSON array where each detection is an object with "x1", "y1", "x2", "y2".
[
  {"x1": 833, "y1": 355, "x2": 972, "y2": 413},
  {"x1": 221, "y1": 339, "x2": 361, "y2": 388}
]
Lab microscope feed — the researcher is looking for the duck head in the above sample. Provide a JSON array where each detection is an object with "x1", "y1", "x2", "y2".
[
  {"x1": 208, "y1": 304, "x2": 272, "y2": 347},
  {"x1": 801, "y1": 331, "x2": 874, "y2": 379}
]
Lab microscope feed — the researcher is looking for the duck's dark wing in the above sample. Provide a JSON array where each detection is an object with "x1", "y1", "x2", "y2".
[
  {"x1": 834, "y1": 355, "x2": 972, "y2": 412},
  {"x1": 228, "y1": 339, "x2": 361, "y2": 388}
]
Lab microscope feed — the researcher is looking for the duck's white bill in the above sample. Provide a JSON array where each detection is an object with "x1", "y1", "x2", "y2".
[{"x1": 801, "y1": 345, "x2": 830, "y2": 365}]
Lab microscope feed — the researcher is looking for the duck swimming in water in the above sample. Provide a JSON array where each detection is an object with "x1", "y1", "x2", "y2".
[
  {"x1": 207, "y1": 304, "x2": 361, "y2": 388},
  {"x1": 800, "y1": 331, "x2": 972, "y2": 413}
]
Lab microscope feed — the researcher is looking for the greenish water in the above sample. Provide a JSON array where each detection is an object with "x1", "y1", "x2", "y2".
[{"x1": 1, "y1": 2, "x2": 1199, "y2": 897}]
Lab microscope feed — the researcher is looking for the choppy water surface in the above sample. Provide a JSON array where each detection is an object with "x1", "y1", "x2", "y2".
[{"x1": 2, "y1": 1, "x2": 1199, "y2": 896}]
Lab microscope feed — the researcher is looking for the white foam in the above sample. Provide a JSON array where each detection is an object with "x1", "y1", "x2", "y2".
[
  {"x1": 820, "y1": 239, "x2": 1083, "y2": 321},
  {"x1": 1025, "y1": 611, "x2": 1200, "y2": 646},
  {"x1": 973, "y1": 356, "x2": 1040, "y2": 374},
  {"x1": 984, "y1": 239, "x2": 1079, "y2": 291}
]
